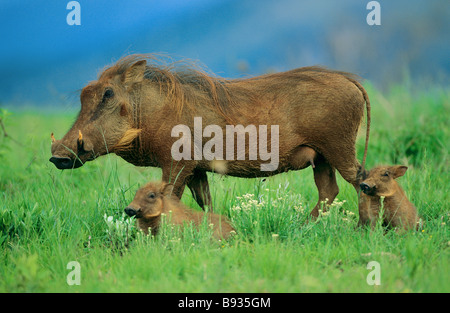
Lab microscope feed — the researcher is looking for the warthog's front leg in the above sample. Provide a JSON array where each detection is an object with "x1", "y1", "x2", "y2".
[
  {"x1": 161, "y1": 161, "x2": 194, "y2": 201},
  {"x1": 161, "y1": 163, "x2": 211, "y2": 210},
  {"x1": 187, "y1": 169, "x2": 212, "y2": 211}
]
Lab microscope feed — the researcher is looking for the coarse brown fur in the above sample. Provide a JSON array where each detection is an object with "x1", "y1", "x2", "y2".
[
  {"x1": 124, "y1": 181, "x2": 235, "y2": 239},
  {"x1": 359, "y1": 165, "x2": 419, "y2": 230},
  {"x1": 50, "y1": 54, "x2": 371, "y2": 218}
]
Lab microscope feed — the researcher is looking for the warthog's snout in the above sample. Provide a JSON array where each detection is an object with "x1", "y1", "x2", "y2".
[
  {"x1": 49, "y1": 156, "x2": 83, "y2": 169},
  {"x1": 124, "y1": 207, "x2": 136, "y2": 216},
  {"x1": 360, "y1": 182, "x2": 375, "y2": 195},
  {"x1": 124, "y1": 207, "x2": 141, "y2": 217},
  {"x1": 49, "y1": 131, "x2": 94, "y2": 170}
]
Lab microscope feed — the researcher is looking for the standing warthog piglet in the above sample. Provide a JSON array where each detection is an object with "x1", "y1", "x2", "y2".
[
  {"x1": 124, "y1": 181, "x2": 235, "y2": 239},
  {"x1": 359, "y1": 165, "x2": 419, "y2": 230}
]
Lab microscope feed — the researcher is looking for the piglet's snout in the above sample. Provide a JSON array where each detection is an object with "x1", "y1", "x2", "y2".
[
  {"x1": 125, "y1": 207, "x2": 138, "y2": 217},
  {"x1": 360, "y1": 182, "x2": 375, "y2": 195}
]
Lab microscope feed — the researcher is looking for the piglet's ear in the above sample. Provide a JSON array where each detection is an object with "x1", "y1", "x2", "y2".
[
  {"x1": 161, "y1": 183, "x2": 174, "y2": 197},
  {"x1": 391, "y1": 165, "x2": 408, "y2": 179}
]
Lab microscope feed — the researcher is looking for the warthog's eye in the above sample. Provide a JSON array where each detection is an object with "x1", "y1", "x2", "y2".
[
  {"x1": 148, "y1": 192, "x2": 156, "y2": 199},
  {"x1": 382, "y1": 171, "x2": 389, "y2": 177},
  {"x1": 102, "y1": 88, "x2": 114, "y2": 102}
]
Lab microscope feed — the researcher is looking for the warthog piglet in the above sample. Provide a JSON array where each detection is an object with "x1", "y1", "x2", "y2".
[
  {"x1": 125, "y1": 181, "x2": 235, "y2": 239},
  {"x1": 359, "y1": 165, "x2": 419, "y2": 230}
]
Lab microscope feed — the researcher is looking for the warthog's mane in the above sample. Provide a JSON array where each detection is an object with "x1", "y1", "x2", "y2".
[
  {"x1": 101, "y1": 54, "x2": 362, "y2": 120},
  {"x1": 101, "y1": 54, "x2": 236, "y2": 119}
]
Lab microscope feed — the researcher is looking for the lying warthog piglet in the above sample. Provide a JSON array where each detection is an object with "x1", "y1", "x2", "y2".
[
  {"x1": 124, "y1": 181, "x2": 235, "y2": 239},
  {"x1": 359, "y1": 165, "x2": 419, "y2": 230}
]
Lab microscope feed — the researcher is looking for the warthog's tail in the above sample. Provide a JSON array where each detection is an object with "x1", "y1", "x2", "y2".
[{"x1": 346, "y1": 77, "x2": 371, "y2": 176}]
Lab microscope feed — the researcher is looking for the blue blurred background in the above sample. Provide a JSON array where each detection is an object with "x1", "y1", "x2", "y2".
[{"x1": 0, "y1": 0, "x2": 449, "y2": 108}]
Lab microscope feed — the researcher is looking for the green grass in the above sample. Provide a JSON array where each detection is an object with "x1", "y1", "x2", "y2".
[{"x1": 0, "y1": 83, "x2": 449, "y2": 292}]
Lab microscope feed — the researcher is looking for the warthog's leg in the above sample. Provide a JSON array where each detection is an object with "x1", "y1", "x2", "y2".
[
  {"x1": 161, "y1": 162, "x2": 193, "y2": 201},
  {"x1": 319, "y1": 142, "x2": 365, "y2": 223},
  {"x1": 321, "y1": 143, "x2": 361, "y2": 191},
  {"x1": 310, "y1": 155, "x2": 339, "y2": 218},
  {"x1": 186, "y1": 169, "x2": 212, "y2": 210},
  {"x1": 161, "y1": 164, "x2": 212, "y2": 210}
]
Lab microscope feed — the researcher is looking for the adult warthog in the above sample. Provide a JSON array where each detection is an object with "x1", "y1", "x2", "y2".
[{"x1": 50, "y1": 54, "x2": 370, "y2": 217}]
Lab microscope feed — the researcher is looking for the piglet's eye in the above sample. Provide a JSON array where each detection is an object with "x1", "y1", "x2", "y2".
[{"x1": 148, "y1": 192, "x2": 156, "y2": 199}]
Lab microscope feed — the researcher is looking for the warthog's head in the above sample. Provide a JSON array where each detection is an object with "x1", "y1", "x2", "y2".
[
  {"x1": 50, "y1": 58, "x2": 146, "y2": 169},
  {"x1": 360, "y1": 165, "x2": 408, "y2": 197}
]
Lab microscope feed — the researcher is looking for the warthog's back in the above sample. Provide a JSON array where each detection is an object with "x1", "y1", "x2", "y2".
[{"x1": 186, "y1": 67, "x2": 367, "y2": 176}]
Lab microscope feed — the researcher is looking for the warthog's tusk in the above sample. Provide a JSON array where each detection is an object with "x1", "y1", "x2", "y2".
[
  {"x1": 51, "y1": 133, "x2": 56, "y2": 143},
  {"x1": 78, "y1": 130, "x2": 83, "y2": 143}
]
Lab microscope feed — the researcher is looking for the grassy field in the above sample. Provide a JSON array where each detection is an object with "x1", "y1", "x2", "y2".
[{"x1": 0, "y1": 83, "x2": 448, "y2": 292}]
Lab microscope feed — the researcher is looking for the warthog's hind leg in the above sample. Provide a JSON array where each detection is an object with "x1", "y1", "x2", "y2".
[{"x1": 310, "y1": 155, "x2": 339, "y2": 218}]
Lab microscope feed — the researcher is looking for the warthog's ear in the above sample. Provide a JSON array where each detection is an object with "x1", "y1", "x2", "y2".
[
  {"x1": 161, "y1": 183, "x2": 174, "y2": 197},
  {"x1": 391, "y1": 165, "x2": 408, "y2": 179},
  {"x1": 123, "y1": 60, "x2": 147, "y2": 85}
]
